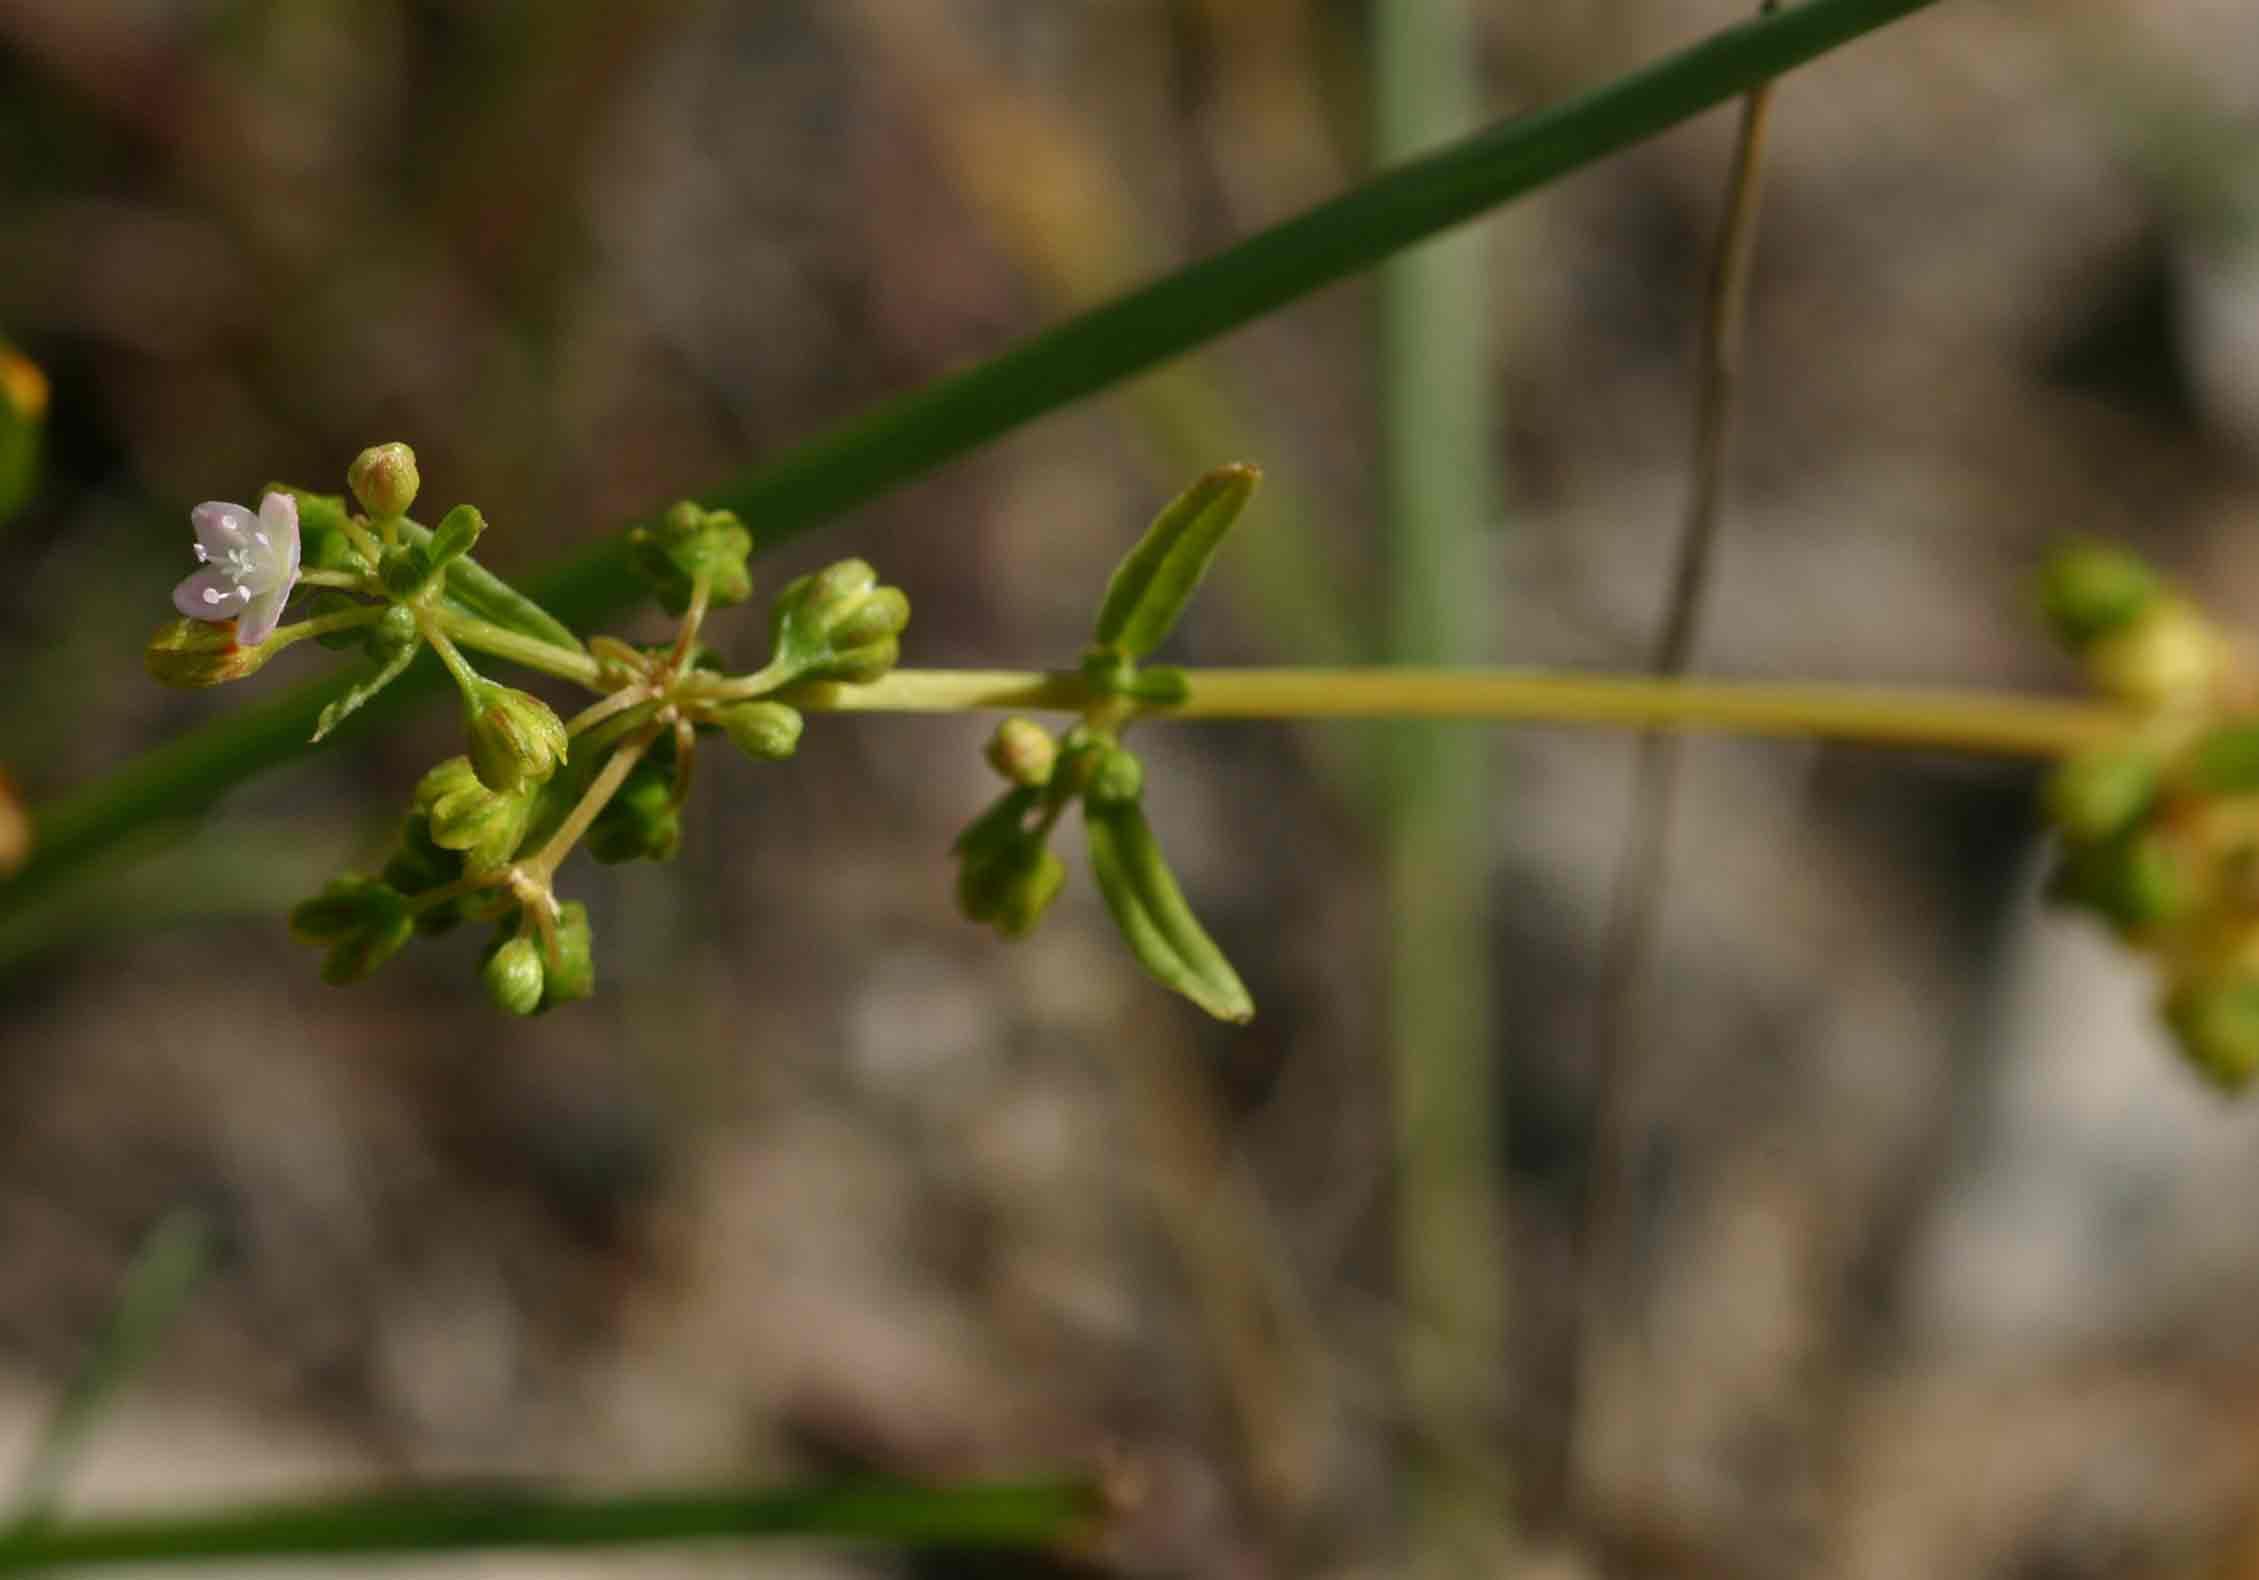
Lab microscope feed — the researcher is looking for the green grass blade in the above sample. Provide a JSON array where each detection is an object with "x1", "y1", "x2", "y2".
[
  {"x1": 0, "y1": 1480, "x2": 1098, "y2": 1571},
  {"x1": 2, "y1": 0, "x2": 1943, "y2": 922},
  {"x1": 11, "y1": 1210, "x2": 214, "y2": 1526}
]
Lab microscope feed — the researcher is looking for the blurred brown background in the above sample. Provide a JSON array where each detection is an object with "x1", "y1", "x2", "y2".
[{"x1": 6, "y1": 1, "x2": 2259, "y2": 1575}]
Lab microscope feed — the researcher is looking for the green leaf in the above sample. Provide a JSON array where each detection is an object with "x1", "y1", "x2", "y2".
[
  {"x1": 1092, "y1": 465, "x2": 1260, "y2": 658},
  {"x1": 1084, "y1": 801, "x2": 1253, "y2": 1023},
  {"x1": 310, "y1": 643, "x2": 419, "y2": 743}
]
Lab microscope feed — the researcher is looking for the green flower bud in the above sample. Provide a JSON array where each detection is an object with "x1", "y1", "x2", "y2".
[
  {"x1": 427, "y1": 504, "x2": 485, "y2": 570},
  {"x1": 481, "y1": 930, "x2": 546, "y2": 1017},
  {"x1": 821, "y1": 637, "x2": 899, "y2": 685},
  {"x1": 587, "y1": 763, "x2": 680, "y2": 865},
  {"x1": 2037, "y1": 540, "x2": 2159, "y2": 649},
  {"x1": 1085, "y1": 746, "x2": 1144, "y2": 810},
  {"x1": 289, "y1": 875, "x2": 414, "y2": 985},
  {"x1": 384, "y1": 813, "x2": 467, "y2": 936},
  {"x1": 996, "y1": 847, "x2": 1066, "y2": 937},
  {"x1": 2049, "y1": 827, "x2": 2195, "y2": 936},
  {"x1": 348, "y1": 442, "x2": 419, "y2": 519},
  {"x1": 463, "y1": 681, "x2": 568, "y2": 793},
  {"x1": 627, "y1": 501, "x2": 754, "y2": 616},
  {"x1": 378, "y1": 544, "x2": 429, "y2": 600},
  {"x1": 2044, "y1": 749, "x2": 2158, "y2": 842},
  {"x1": 717, "y1": 700, "x2": 803, "y2": 762},
  {"x1": 957, "y1": 843, "x2": 1068, "y2": 938},
  {"x1": 539, "y1": 901, "x2": 596, "y2": 1009},
  {"x1": 415, "y1": 756, "x2": 536, "y2": 873},
  {"x1": 769, "y1": 560, "x2": 911, "y2": 683},
  {"x1": 829, "y1": 585, "x2": 910, "y2": 649},
  {"x1": 2085, "y1": 600, "x2": 2223, "y2": 709},
  {"x1": 2164, "y1": 972, "x2": 2259, "y2": 1092},
  {"x1": 144, "y1": 616, "x2": 272, "y2": 687},
  {"x1": 986, "y1": 718, "x2": 1057, "y2": 787},
  {"x1": 364, "y1": 602, "x2": 419, "y2": 662}
]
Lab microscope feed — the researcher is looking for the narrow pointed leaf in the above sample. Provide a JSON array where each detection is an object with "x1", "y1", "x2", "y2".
[
  {"x1": 1092, "y1": 464, "x2": 1260, "y2": 658},
  {"x1": 1085, "y1": 802, "x2": 1253, "y2": 1023},
  {"x1": 310, "y1": 643, "x2": 418, "y2": 743}
]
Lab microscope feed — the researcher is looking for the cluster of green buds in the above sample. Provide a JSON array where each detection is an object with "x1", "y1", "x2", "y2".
[
  {"x1": 2037, "y1": 541, "x2": 2259, "y2": 1088},
  {"x1": 951, "y1": 465, "x2": 1261, "y2": 1023},
  {"x1": 146, "y1": 440, "x2": 1273, "y2": 1024},
  {"x1": 145, "y1": 442, "x2": 914, "y2": 1015}
]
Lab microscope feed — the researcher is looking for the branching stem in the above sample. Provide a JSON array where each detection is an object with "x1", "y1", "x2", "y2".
[
  {"x1": 771, "y1": 667, "x2": 2132, "y2": 758},
  {"x1": 435, "y1": 610, "x2": 606, "y2": 690}
]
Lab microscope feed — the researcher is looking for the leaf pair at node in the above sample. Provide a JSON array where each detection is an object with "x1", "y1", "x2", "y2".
[{"x1": 953, "y1": 464, "x2": 1260, "y2": 1024}]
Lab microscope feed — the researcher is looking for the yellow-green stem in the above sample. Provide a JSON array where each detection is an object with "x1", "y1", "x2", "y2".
[
  {"x1": 775, "y1": 667, "x2": 2134, "y2": 757},
  {"x1": 434, "y1": 609, "x2": 606, "y2": 690},
  {"x1": 266, "y1": 604, "x2": 386, "y2": 651},
  {"x1": 297, "y1": 569, "x2": 372, "y2": 592},
  {"x1": 566, "y1": 685, "x2": 656, "y2": 739},
  {"x1": 525, "y1": 726, "x2": 659, "y2": 880}
]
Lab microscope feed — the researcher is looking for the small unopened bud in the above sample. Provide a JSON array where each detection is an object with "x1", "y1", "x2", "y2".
[
  {"x1": 415, "y1": 755, "x2": 536, "y2": 872},
  {"x1": 628, "y1": 501, "x2": 754, "y2": 615},
  {"x1": 2086, "y1": 600, "x2": 2223, "y2": 709},
  {"x1": 1085, "y1": 746, "x2": 1144, "y2": 810},
  {"x1": 540, "y1": 901, "x2": 595, "y2": 1009},
  {"x1": 956, "y1": 836, "x2": 1065, "y2": 938},
  {"x1": 2037, "y1": 540, "x2": 2159, "y2": 648},
  {"x1": 482, "y1": 931, "x2": 546, "y2": 1016},
  {"x1": 770, "y1": 561, "x2": 911, "y2": 683},
  {"x1": 986, "y1": 718, "x2": 1056, "y2": 787},
  {"x1": 996, "y1": 848, "x2": 1066, "y2": 937},
  {"x1": 365, "y1": 603, "x2": 419, "y2": 662},
  {"x1": 2050, "y1": 827, "x2": 2195, "y2": 937},
  {"x1": 348, "y1": 442, "x2": 420, "y2": 519},
  {"x1": 379, "y1": 545, "x2": 429, "y2": 600},
  {"x1": 717, "y1": 700, "x2": 803, "y2": 762},
  {"x1": 463, "y1": 682, "x2": 568, "y2": 793},
  {"x1": 2044, "y1": 749, "x2": 2158, "y2": 842},
  {"x1": 145, "y1": 617, "x2": 272, "y2": 687},
  {"x1": 2165, "y1": 971, "x2": 2259, "y2": 1091},
  {"x1": 290, "y1": 875, "x2": 414, "y2": 985},
  {"x1": 588, "y1": 765, "x2": 681, "y2": 865}
]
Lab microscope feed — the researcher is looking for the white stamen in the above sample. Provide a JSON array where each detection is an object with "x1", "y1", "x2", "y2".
[
  {"x1": 202, "y1": 587, "x2": 226, "y2": 605},
  {"x1": 254, "y1": 531, "x2": 269, "y2": 547}
]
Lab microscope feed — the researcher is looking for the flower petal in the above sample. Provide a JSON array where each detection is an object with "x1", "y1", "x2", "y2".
[
  {"x1": 174, "y1": 565, "x2": 252, "y2": 623},
  {"x1": 191, "y1": 501, "x2": 257, "y2": 562},
  {"x1": 258, "y1": 491, "x2": 301, "y2": 580},
  {"x1": 236, "y1": 583, "x2": 289, "y2": 646}
]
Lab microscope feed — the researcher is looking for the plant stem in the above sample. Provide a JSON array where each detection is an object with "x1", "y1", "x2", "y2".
[
  {"x1": 0, "y1": 1481, "x2": 1101, "y2": 1570},
  {"x1": 525, "y1": 726, "x2": 658, "y2": 880},
  {"x1": 1575, "y1": 0, "x2": 1784, "y2": 1518},
  {"x1": 564, "y1": 685, "x2": 654, "y2": 739},
  {"x1": 266, "y1": 604, "x2": 385, "y2": 651},
  {"x1": 781, "y1": 667, "x2": 2134, "y2": 758},
  {"x1": 5, "y1": 0, "x2": 1946, "y2": 920},
  {"x1": 295, "y1": 569, "x2": 371, "y2": 591},
  {"x1": 1375, "y1": 0, "x2": 1509, "y2": 1567},
  {"x1": 435, "y1": 609, "x2": 605, "y2": 690}
]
